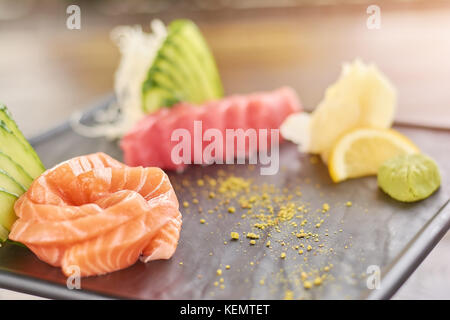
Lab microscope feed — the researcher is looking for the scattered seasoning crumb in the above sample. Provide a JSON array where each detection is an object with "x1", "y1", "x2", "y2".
[
  {"x1": 313, "y1": 277, "x2": 323, "y2": 286},
  {"x1": 214, "y1": 281, "x2": 219, "y2": 287},
  {"x1": 303, "y1": 281, "x2": 313, "y2": 289},
  {"x1": 172, "y1": 167, "x2": 348, "y2": 294},
  {"x1": 216, "y1": 269, "x2": 222, "y2": 276},
  {"x1": 230, "y1": 232, "x2": 239, "y2": 240},
  {"x1": 179, "y1": 262, "x2": 183, "y2": 266},
  {"x1": 219, "y1": 278, "x2": 224, "y2": 283},
  {"x1": 284, "y1": 290, "x2": 294, "y2": 300},
  {"x1": 220, "y1": 284, "x2": 225, "y2": 289}
]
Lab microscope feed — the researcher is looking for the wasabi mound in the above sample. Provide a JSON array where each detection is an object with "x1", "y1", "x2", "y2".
[{"x1": 377, "y1": 154, "x2": 441, "y2": 202}]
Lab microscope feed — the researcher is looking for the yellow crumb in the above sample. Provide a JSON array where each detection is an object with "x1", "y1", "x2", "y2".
[
  {"x1": 200, "y1": 219, "x2": 206, "y2": 224},
  {"x1": 216, "y1": 269, "x2": 222, "y2": 276},
  {"x1": 303, "y1": 281, "x2": 312, "y2": 289},
  {"x1": 246, "y1": 232, "x2": 260, "y2": 239},
  {"x1": 183, "y1": 201, "x2": 189, "y2": 208},
  {"x1": 230, "y1": 232, "x2": 239, "y2": 240},
  {"x1": 314, "y1": 277, "x2": 323, "y2": 286},
  {"x1": 280, "y1": 252, "x2": 286, "y2": 259},
  {"x1": 284, "y1": 290, "x2": 294, "y2": 300}
]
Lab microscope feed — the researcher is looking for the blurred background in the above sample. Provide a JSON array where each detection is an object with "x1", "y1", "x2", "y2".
[{"x1": 0, "y1": 0, "x2": 449, "y2": 299}]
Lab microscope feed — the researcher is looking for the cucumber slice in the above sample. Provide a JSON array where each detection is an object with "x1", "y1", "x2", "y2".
[
  {"x1": 0, "y1": 169, "x2": 25, "y2": 195},
  {"x1": 0, "y1": 104, "x2": 44, "y2": 172},
  {"x1": 142, "y1": 19, "x2": 223, "y2": 113},
  {"x1": 0, "y1": 151, "x2": 33, "y2": 189},
  {"x1": 0, "y1": 189, "x2": 18, "y2": 239},
  {"x1": 0, "y1": 121, "x2": 44, "y2": 179}
]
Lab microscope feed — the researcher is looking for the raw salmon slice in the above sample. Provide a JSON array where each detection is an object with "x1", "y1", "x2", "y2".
[
  {"x1": 120, "y1": 87, "x2": 302, "y2": 170},
  {"x1": 9, "y1": 152, "x2": 182, "y2": 277}
]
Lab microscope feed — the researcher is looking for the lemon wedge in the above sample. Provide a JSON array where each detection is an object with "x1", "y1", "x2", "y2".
[{"x1": 328, "y1": 128, "x2": 419, "y2": 182}]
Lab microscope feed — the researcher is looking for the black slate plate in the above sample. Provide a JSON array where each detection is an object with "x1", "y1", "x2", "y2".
[{"x1": 0, "y1": 96, "x2": 448, "y2": 300}]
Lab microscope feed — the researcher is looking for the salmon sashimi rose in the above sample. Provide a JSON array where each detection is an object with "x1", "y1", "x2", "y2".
[{"x1": 9, "y1": 152, "x2": 182, "y2": 277}]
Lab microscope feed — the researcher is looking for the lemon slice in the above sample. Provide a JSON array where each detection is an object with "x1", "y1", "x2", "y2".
[{"x1": 328, "y1": 128, "x2": 419, "y2": 182}]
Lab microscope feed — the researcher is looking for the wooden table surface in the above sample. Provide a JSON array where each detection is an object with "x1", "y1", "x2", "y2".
[{"x1": 0, "y1": 0, "x2": 448, "y2": 299}]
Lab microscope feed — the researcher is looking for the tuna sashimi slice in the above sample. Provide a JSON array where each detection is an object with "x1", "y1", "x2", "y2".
[{"x1": 120, "y1": 87, "x2": 302, "y2": 170}]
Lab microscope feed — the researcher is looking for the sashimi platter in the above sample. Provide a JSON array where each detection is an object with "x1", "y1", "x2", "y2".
[{"x1": 0, "y1": 19, "x2": 448, "y2": 300}]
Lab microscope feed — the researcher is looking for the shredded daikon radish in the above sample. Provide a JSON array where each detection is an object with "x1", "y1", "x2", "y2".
[{"x1": 71, "y1": 20, "x2": 167, "y2": 139}]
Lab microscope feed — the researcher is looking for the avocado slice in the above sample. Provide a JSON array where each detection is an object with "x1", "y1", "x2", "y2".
[
  {"x1": 169, "y1": 20, "x2": 223, "y2": 98},
  {"x1": 0, "y1": 169, "x2": 25, "y2": 195},
  {"x1": 0, "y1": 189, "x2": 18, "y2": 240},
  {"x1": 141, "y1": 19, "x2": 223, "y2": 113},
  {"x1": 0, "y1": 105, "x2": 45, "y2": 241},
  {"x1": 0, "y1": 120, "x2": 44, "y2": 179},
  {"x1": 0, "y1": 151, "x2": 33, "y2": 189},
  {"x1": 0, "y1": 104, "x2": 44, "y2": 172}
]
